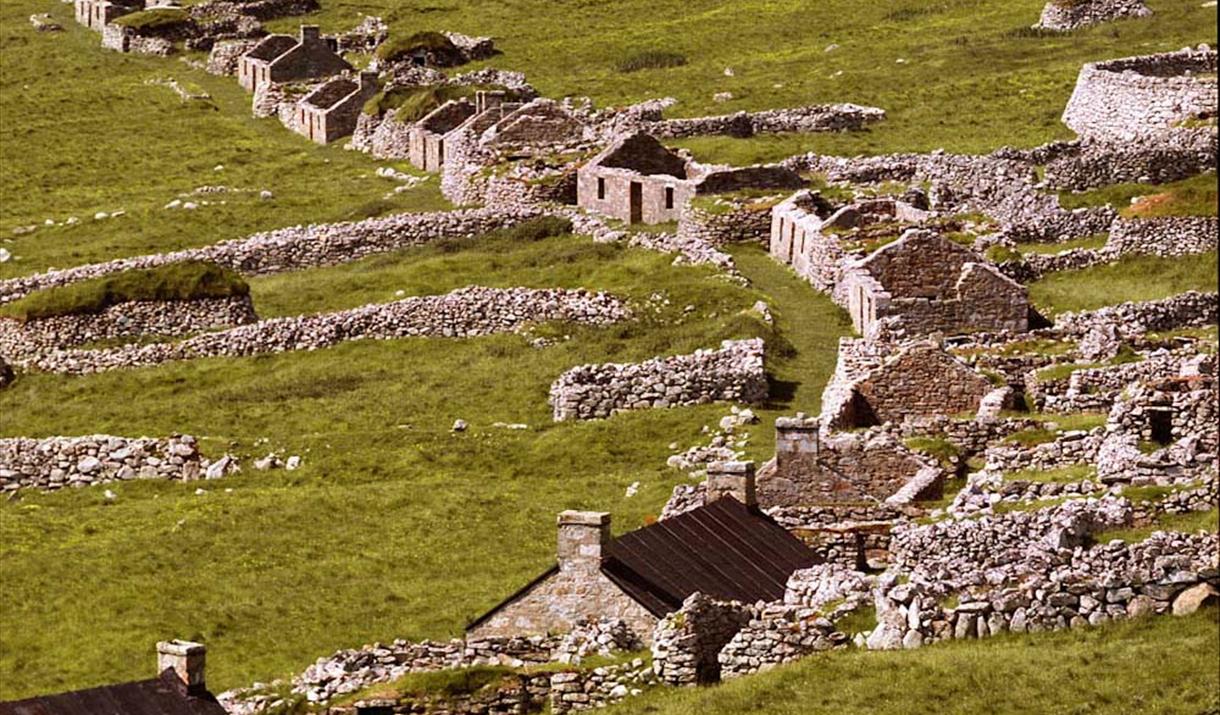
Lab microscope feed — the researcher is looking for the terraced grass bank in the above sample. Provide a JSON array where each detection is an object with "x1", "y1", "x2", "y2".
[{"x1": 613, "y1": 609, "x2": 1220, "y2": 715}]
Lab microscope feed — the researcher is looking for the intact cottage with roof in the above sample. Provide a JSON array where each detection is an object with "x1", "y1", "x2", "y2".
[
  {"x1": 0, "y1": 640, "x2": 225, "y2": 715},
  {"x1": 293, "y1": 71, "x2": 379, "y2": 144},
  {"x1": 238, "y1": 25, "x2": 351, "y2": 93},
  {"x1": 467, "y1": 469, "x2": 818, "y2": 643}
]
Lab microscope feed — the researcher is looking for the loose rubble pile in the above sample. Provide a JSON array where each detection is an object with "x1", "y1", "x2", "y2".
[
  {"x1": 26, "y1": 287, "x2": 629, "y2": 375},
  {"x1": 0, "y1": 435, "x2": 236, "y2": 492},
  {"x1": 549, "y1": 339, "x2": 767, "y2": 421}
]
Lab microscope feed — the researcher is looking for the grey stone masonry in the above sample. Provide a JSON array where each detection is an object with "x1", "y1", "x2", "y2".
[
  {"x1": 650, "y1": 593, "x2": 754, "y2": 686},
  {"x1": 27, "y1": 287, "x2": 629, "y2": 375},
  {"x1": 1062, "y1": 46, "x2": 1217, "y2": 141},
  {"x1": 0, "y1": 296, "x2": 257, "y2": 363},
  {"x1": 1106, "y1": 216, "x2": 1219, "y2": 258},
  {"x1": 1035, "y1": 0, "x2": 1150, "y2": 31},
  {"x1": 549, "y1": 339, "x2": 767, "y2": 421},
  {"x1": 0, "y1": 209, "x2": 534, "y2": 304},
  {"x1": 0, "y1": 434, "x2": 235, "y2": 492},
  {"x1": 1053, "y1": 291, "x2": 1218, "y2": 338}
]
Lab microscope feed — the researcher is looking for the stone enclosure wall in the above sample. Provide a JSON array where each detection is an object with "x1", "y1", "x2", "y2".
[
  {"x1": 549, "y1": 339, "x2": 767, "y2": 421},
  {"x1": 27, "y1": 287, "x2": 629, "y2": 375},
  {"x1": 1036, "y1": 0, "x2": 1150, "y2": 31},
  {"x1": 1106, "y1": 216, "x2": 1218, "y2": 258},
  {"x1": 0, "y1": 434, "x2": 231, "y2": 492},
  {"x1": 0, "y1": 296, "x2": 257, "y2": 363},
  {"x1": 1062, "y1": 47, "x2": 1218, "y2": 140},
  {"x1": 0, "y1": 209, "x2": 533, "y2": 303}
]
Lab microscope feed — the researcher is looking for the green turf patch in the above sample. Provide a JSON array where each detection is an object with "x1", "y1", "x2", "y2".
[
  {"x1": 374, "y1": 31, "x2": 458, "y2": 63},
  {"x1": 1005, "y1": 464, "x2": 1095, "y2": 484},
  {"x1": 110, "y1": 7, "x2": 188, "y2": 31},
  {"x1": 1017, "y1": 233, "x2": 1108, "y2": 255},
  {"x1": 1029, "y1": 252, "x2": 1219, "y2": 315},
  {"x1": 0, "y1": 261, "x2": 248, "y2": 322},
  {"x1": 612, "y1": 609, "x2": 1220, "y2": 715},
  {"x1": 1057, "y1": 173, "x2": 1219, "y2": 217},
  {"x1": 1096, "y1": 507, "x2": 1219, "y2": 544}
]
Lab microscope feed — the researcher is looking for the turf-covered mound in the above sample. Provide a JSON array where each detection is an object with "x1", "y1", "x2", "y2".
[{"x1": 0, "y1": 261, "x2": 248, "y2": 323}]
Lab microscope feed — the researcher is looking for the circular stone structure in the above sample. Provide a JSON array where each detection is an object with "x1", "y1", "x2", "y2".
[{"x1": 1062, "y1": 46, "x2": 1218, "y2": 140}]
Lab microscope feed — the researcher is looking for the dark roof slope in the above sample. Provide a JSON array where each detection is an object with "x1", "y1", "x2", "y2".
[
  {"x1": 600, "y1": 497, "x2": 818, "y2": 616},
  {"x1": 591, "y1": 133, "x2": 688, "y2": 178},
  {"x1": 245, "y1": 34, "x2": 296, "y2": 61},
  {"x1": 0, "y1": 670, "x2": 227, "y2": 715}
]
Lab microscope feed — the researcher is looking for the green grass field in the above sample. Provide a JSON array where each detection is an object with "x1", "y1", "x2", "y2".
[
  {"x1": 0, "y1": 0, "x2": 1217, "y2": 705},
  {"x1": 614, "y1": 609, "x2": 1220, "y2": 715}
]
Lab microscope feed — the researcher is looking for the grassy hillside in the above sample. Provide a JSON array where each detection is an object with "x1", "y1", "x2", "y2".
[
  {"x1": 614, "y1": 609, "x2": 1220, "y2": 715},
  {"x1": 0, "y1": 236, "x2": 849, "y2": 697},
  {"x1": 0, "y1": 0, "x2": 447, "y2": 278},
  {"x1": 0, "y1": 0, "x2": 1216, "y2": 703},
  {"x1": 262, "y1": 0, "x2": 1216, "y2": 162}
]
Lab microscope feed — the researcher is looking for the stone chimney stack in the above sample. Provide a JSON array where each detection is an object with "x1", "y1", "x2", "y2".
[
  {"x1": 775, "y1": 414, "x2": 820, "y2": 477},
  {"x1": 157, "y1": 640, "x2": 206, "y2": 694},
  {"x1": 359, "y1": 70, "x2": 379, "y2": 93},
  {"x1": 300, "y1": 24, "x2": 321, "y2": 43},
  {"x1": 706, "y1": 461, "x2": 757, "y2": 508},
  {"x1": 557, "y1": 510, "x2": 610, "y2": 573}
]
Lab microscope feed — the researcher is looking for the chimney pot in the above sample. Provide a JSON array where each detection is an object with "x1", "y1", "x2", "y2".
[
  {"x1": 157, "y1": 640, "x2": 206, "y2": 694},
  {"x1": 300, "y1": 24, "x2": 321, "y2": 43},
  {"x1": 706, "y1": 461, "x2": 757, "y2": 508},
  {"x1": 557, "y1": 510, "x2": 610, "y2": 572}
]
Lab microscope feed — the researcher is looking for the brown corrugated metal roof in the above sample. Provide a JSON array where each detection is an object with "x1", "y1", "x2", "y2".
[
  {"x1": 601, "y1": 497, "x2": 818, "y2": 616},
  {"x1": 0, "y1": 670, "x2": 227, "y2": 715},
  {"x1": 467, "y1": 497, "x2": 820, "y2": 629}
]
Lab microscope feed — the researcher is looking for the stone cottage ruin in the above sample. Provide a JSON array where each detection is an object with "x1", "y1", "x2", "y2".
[
  {"x1": 293, "y1": 71, "x2": 378, "y2": 144},
  {"x1": 467, "y1": 477, "x2": 817, "y2": 643},
  {"x1": 238, "y1": 25, "x2": 350, "y2": 93},
  {"x1": 840, "y1": 229, "x2": 1029, "y2": 339},
  {"x1": 577, "y1": 133, "x2": 803, "y2": 225}
]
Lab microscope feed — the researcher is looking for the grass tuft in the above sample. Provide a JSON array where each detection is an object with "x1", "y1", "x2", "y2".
[{"x1": 615, "y1": 50, "x2": 689, "y2": 73}]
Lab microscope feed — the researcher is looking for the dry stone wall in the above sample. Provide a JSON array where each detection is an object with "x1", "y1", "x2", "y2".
[
  {"x1": 0, "y1": 434, "x2": 232, "y2": 492},
  {"x1": 1106, "y1": 216, "x2": 1218, "y2": 258},
  {"x1": 1042, "y1": 132, "x2": 1216, "y2": 191},
  {"x1": 650, "y1": 594, "x2": 754, "y2": 686},
  {"x1": 1062, "y1": 47, "x2": 1218, "y2": 141},
  {"x1": 870, "y1": 528, "x2": 1217, "y2": 650},
  {"x1": 0, "y1": 209, "x2": 532, "y2": 304},
  {"x1": 1053, "y1": 291, "x2": 1218, "y2": 338},
  {"x1": 28, "y1": 287, "x2": 628, "y2": 375},
  {"x1": 1035, "y1": 0, "x2": 1150, "y2": 31},
  {"x1": 549, "y1": 339, "x2": 766, "y2": 421},
  {"x1": 0, "y1": 297, "x2": 257, "y2": 363},
  {"x1": 640, "y1": 104, "x2": 886, "y2": 139}
]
